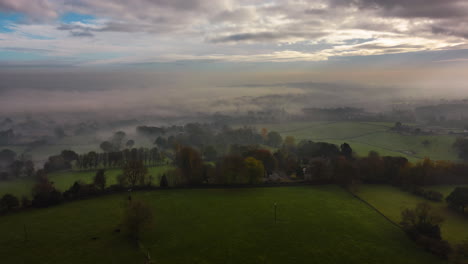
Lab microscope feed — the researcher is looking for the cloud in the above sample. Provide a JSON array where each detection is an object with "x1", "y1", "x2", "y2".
[
  {"x1": 210, "y1": 31, "x2": 327, "y2": 43},
  {"x1": 0, "y1": 0, "x2": 467, "y2": 65},
  {"x1": 330, "y1": 0, "x2": 468, "y2": 19},
  {"x1": 0, "y1": 0, "x2": 57, "y2": 22}
]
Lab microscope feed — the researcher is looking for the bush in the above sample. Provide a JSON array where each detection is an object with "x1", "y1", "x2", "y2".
[
  {"x1": 21, "y1": 196, "x2": 32, "y2": 208},
  {"x1": 451, "y1": 240, "x2": 468, "y2": 264},
  {"x1": 32, "y1": 189, "x2": 63, "y2": 208},
  {"x1": 0, "y1": 194, "x2": 19, "y2": 212},
  {"x1": 63, "y1": 181, "x2": 99, "y2": 200},
  {"x1": 122, "y1": 200, "x2": 153, "y2": 243},
  {"x1": 406, "y1": 186, "x2": 443, "y2": 202},
  {"x1": 160, "y1": 174, "x2": 168, "y2": 188},
  {"x1": 417, "y1": 236, "x2": 452, "y2": 259},
  {"x1": 425, "y1": 190, "x2": 443, "y2": 202}
]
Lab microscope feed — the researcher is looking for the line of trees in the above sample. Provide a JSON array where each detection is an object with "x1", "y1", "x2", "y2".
[
  {"x1": 76, "y1": 147, "x2": 164, "y2": 170},
  {"x1": 0, "y1": 149, "x2": 35, "y2": 180}
]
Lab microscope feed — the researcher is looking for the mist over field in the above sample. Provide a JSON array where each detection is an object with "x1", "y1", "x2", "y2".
[{"x1": 2, "y1": 1, "x2": 468, "y2": 264}]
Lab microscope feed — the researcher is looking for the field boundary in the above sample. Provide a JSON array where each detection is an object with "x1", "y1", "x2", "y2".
[{"x1": 348, "y1": 189, "x2": 403, "y2": 230}]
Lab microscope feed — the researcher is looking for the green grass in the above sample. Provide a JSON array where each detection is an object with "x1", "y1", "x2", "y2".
[
  {"x1": 0, "y1": 165, "x2": 174, "y2": 198},
  {"x1": 257, "y1": 121, "x2": 459, "y2": 162},
  {"x1": 357, "y1": 185, "x2": 468, "y2": 244},
  {"x1": 0, "y1": 186, "x2": 444, "y2": 264}
]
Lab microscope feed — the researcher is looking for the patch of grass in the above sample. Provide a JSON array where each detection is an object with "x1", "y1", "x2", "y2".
[
  {"x1": 0, "y1": 186, "x2": 445, "y2": 264},
  {"x1": 357, "y1": 185, "x2": 468, "y2": 244},
  {"x1": 0, "y1": 165, "x2": 174, "y2": 198},
  {"x1": 258, "y1": 121, "x2": 459, "y2": 162}
]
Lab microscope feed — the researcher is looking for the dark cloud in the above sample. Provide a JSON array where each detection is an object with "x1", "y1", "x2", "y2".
[
  {"x1": 432, "y1": 26, "x2": 468, "y2": 39},
  {"x1": 210, "y1": 31, "x2": 326, "y2": 43},
  {"x1": 331, "y1": 0, "x2": 468, "y2": 18},
  {"x1": 356, "y1": 43, "x2": 425, "y2": 50},
  {"x1": 70, "y1": 31, "x2": 94, "y2": 37}
]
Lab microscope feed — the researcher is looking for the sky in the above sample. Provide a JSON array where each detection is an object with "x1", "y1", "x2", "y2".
[{"x1": 1, "y1": 0, "x2": 468, "y2": 115}]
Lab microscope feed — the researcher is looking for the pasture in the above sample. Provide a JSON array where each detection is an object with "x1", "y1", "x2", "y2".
[
  {"x1": 0, "y1": 186, "x2": 445, "y2": 264},
  {"x1": 0, "y1": 165, "x2": 174, "y2": 198},
  {"x1": 256, "y1": 121, "x2": 459, "y2": 162},
  {"x1": 356, "y1": 185, "x2": 468, "y2": 244}
]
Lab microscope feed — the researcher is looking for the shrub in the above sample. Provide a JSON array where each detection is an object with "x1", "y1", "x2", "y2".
[
  {"x1": 425, "y1": 190, "x2": 443, "y2": 202},
  {"x1": 32, "y1": 190, "x2": 63, "y2": 208},
  {"x1": 417, "y1": 236, "x2": 451, "y2": 259},
  {"x1": 0, "y1": 194, "x2": 19, "y2": 212},
  {"x1": 160, "y1": 174, "x2": 168, "y2": 188},
  {"x1": 451, "y1": 240, "x2": 468, "y2": 264},
  {"x1": 122, "y1": 200, "x2": 153, "y2": 243},
  {"x1": 21, "y1": 196, "x2": 32, "y2": 208}
]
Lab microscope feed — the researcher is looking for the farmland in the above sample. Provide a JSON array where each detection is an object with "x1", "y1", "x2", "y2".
[
  {"x1": 0, "y1": 186, "x2": 445, "y2": 264},
  {"x1": 256, "y1": 121, "x2": 459, "y2": 162}
]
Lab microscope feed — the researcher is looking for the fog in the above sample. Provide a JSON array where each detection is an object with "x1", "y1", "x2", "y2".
[{"x1": 2, "y1": 59, "x2": 468, "y2": 120}]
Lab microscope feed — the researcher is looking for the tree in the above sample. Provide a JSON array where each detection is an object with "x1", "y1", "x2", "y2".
[
  {"x1": 0, "y1": 194, "x2": 19, "y2": 211},
  {"x1": 454, "y1": 138, "x2": 468, "y2": 160},
  {"x1": 0, "y1": 149, "x2": 16, "y2": 165},
  {"x1": 202, "y1": 145, "x2": 218, "y2": 162},
  {"x1": 122, "y1": 160, "x2": 148, "y2": 187},
  {"x1": 61, "y1": 150, "x2": 78, "y2": 163},
  {"x1": 54, "y1": 127, "x2": 66, "y2": 138},
  {"x1": 24, "y1": 160, "x2": 35, "y2": 177},
  {"x1": 340, "y1": 143, "x2": 353, "y2": 160},
  {"x1": 44, "y1": 155, "x2": 71, "y2": 172},
  {"x1": 160, "y1": 174, "x2": 168, "y2": 188},
  {"x1": 400, "y1": 203, "x2": 451, "y2": 259},
  {"x1": 446, "y1": 187, "x2": 468, "y2": 213},
  {"x1": 216, "y1": 155, "x2": 247, "y2": 184},
  {"x1": 93, "y1": 169, "x2": 106, "y2": 190},
  {"x1": 126, "y1": 140, "x2": 135, "y2": 148},
  {"x1": 244, "y1": 157, "x2": 264, "y2": 184},
  {"x1": 100, "y1": 141, "x2": 114, "y2": 152},
  {"x1": 9, "y1": 160, "x2": 24, "y2": 177},
  {"x1": 31, "y1": 170, "x2": 63, "y2": 207},
  {"x1": 266, "y1": 131, "x2": 283, "y2": 147},
  {"x1": 334, "y1": 156, "x2": 359, "y2": 190},
  {"x1": 154, "y1": 136, "x2": 168, "y2": 149},
  {"x1": 401, "y1": 202, "x2": 444, "y2": 240},
  {"x1": 244, "y1": 149, "x2": 276, "y2": 176},
  {"x1": 175, "y1": 146, "x2": 203, "y2": 185},
  {"x1": 284, "y1": 136, "x2": 296, "y2": 148},
  {"x1": 122, "y1": 200, "x2": 153, "y2": 243},
  {"x1": 112, "y1": 131, "x2": 126, "y2": 150}
]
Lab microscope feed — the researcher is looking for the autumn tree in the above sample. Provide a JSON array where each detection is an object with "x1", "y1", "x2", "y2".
[
  {"x1": 122, "y1": 160, "x2": 148, "y2": 187},
  {"x1": 244, "y1": 157, "x2": 265, "y2": 184},
  {"x1": 401, "y1": 202, "x2": 444, "y2": 240},
  {"x1": 266, "y1": 131, "x2": 283, "y2": 147},
  {"x1": 93, "y1": 169, "x2": 106, "y2": 190},
  {"x1": 122, "y1": 200, "x2": 153, "y2": 243},
  {"x1": 175, "y1": 146, "x2": 203, "y2": 185}
]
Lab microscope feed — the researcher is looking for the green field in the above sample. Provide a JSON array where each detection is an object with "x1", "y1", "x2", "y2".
[
  {"x1": 356, "y1": 185, "x2": 468, "y2": 244},
  {"x1": 257, "y1": 121, "x2": 459, "y2": 162},
  {"x1": 0, "y1": 186, "x2": 445, "y2": 264},
  {"x1": 0, "y1": 166, "x2": 174, "y2": 198}
]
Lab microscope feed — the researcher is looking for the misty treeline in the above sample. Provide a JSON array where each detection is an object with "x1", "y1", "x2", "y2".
[{"x1": 0, "y1": 149, "x2": 34, "y2": 180}]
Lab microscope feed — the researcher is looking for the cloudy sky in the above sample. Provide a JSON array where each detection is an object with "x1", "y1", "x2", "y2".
[{"x1": 1, "y1": 0, "x2": 468, "y2": 114}]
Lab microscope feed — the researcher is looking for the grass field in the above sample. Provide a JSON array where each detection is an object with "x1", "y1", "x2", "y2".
[
  {"x1": 356, "y1": 185, "x2": 468, "y2": 244},
  {"x1": 0, "y1": 165, "x2": 174, "y2": 198},
  {"x1": 257, "y1": 121, "x2": 459, "y2": 162},
  {"x1": 0, "y1": 186, "x2": 445, "y2": 264}
]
